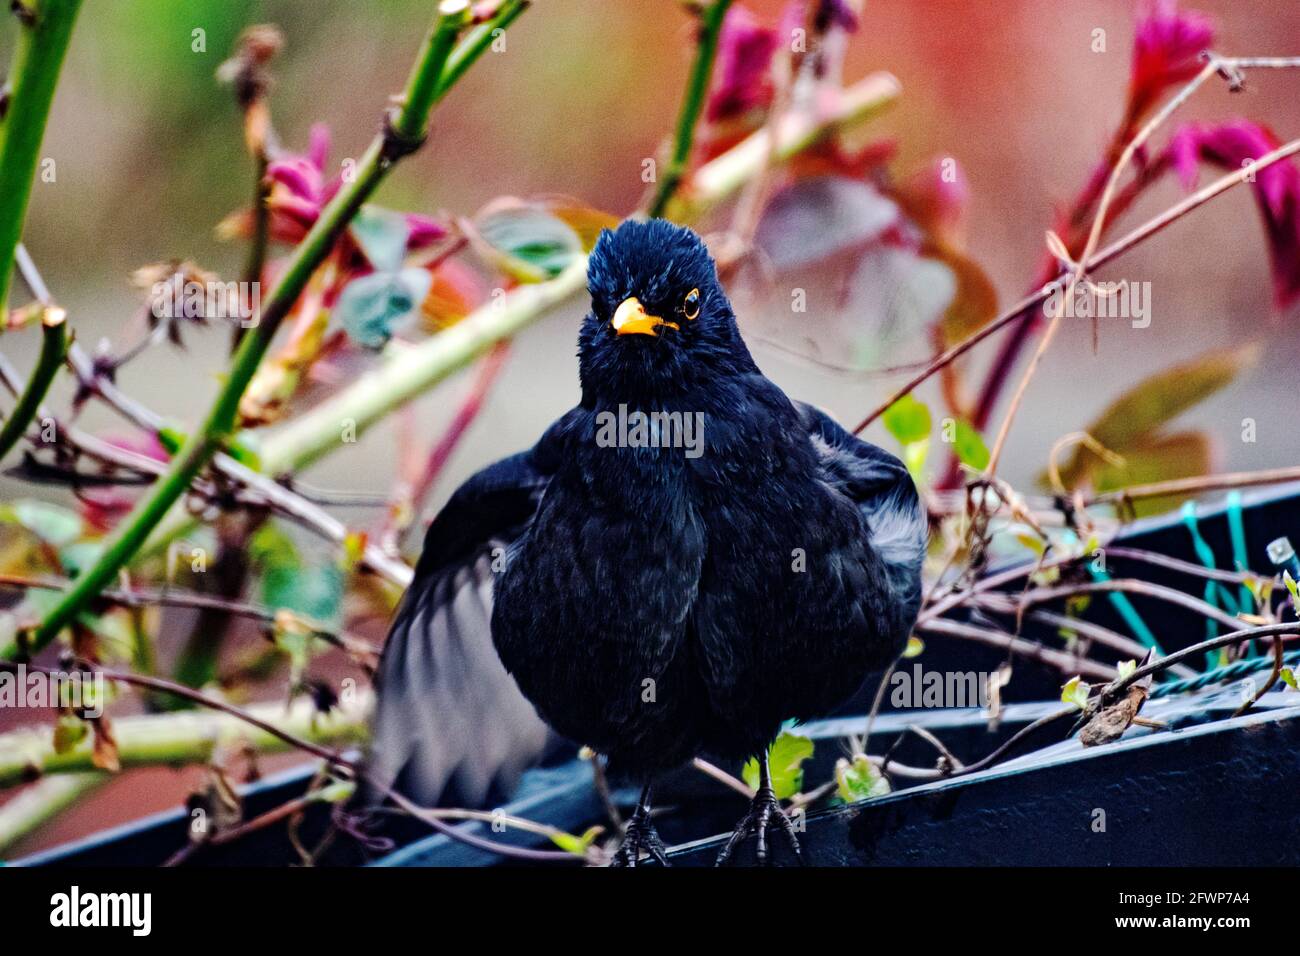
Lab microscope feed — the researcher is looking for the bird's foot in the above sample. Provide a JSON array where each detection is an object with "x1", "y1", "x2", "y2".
[
  {"x1": 609, "y1": 810, "x2": 670, "y2": 868},
  {"x1": 715, "y1": 786, "x2": 805, "y2": 866}
]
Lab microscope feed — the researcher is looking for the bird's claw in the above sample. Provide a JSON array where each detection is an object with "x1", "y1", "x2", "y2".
[
  {"x1": 715, "y1": 786, "x2": 805, "y2": 866},
  {"x1": 609, "y1": 813, "x2": 670, "y2": 867}
]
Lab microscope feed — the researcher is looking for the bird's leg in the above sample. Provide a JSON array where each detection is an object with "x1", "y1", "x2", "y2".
[
  {"x1": 715, "y1": 752, "x2": 806, "y2": 866},
  {"x1": 609, "y1": 782, "x2": 670, "y2": 867}
]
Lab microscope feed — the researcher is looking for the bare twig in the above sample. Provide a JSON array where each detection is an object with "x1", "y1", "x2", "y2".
[
  {"x1": 919, "y1": 618, "x2": 1117, "y2": 680},
  {"x1": 853, "y1": 135, "x2": 1300, "y2": 436}
]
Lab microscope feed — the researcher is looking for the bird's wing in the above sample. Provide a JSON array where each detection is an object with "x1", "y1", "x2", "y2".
[
  {"x1": 366, "y1": 416, "x2": 574, "y2": 808},
  {"x1": 797, "y1": 402, "x2": 927, "y2": 624}
]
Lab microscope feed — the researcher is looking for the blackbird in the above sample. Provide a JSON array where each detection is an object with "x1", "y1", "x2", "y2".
[{"x1": 368, "y1": 219, "x2": 926, "y2": 866}]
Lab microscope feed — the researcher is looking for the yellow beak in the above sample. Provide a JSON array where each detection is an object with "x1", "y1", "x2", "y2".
[{"x1": 612, "y1": 297, "x2": 678, "y2": 336}]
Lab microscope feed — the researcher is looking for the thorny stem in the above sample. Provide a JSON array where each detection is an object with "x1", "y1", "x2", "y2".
[
  {"x1": 0, "y1": 0, "x2": 83, "y2": 318},
  {"x1": 14, "y1": 1, "x2": 498, "y2": 659},
  {"x1": 692, "y1": 756, "x2": 754, "y2": 798},
  {"x1": 57, "y1": 330, "x2": 413, "y2": 587},
  {"x1": 232, "y1": 155, "x2": 270, "y2": 354},
  {"x1": 646, "y1": 0, "x2": 735, "y2": 218},
  {"x1": 919, "y1": 542, "x2": 1274, "y2": 629}
]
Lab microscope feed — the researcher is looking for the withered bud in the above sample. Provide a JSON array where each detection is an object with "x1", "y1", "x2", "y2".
[{"x1": 217, "y1": 23, "x2": 285, "y2": 109}]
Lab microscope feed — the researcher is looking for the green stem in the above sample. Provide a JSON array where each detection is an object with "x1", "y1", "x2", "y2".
[
  {"x1": 390, "y1": 1, "x2": 471, "y2": 145},
  {"x1": 0, "y1": 306, "x2": 65, "y2": 461},
  {"x1": 13, "y1": 0, "x2": 496, "y2": 660},
  {"x1": 646, "y1": 0, "x2": 734, "y2": 219},
  {"x1": 0, "y1": 691, "x2": 372, "y2": 788},
  {"x1": 0, "y1": 770, "x2": 106, "y2": 854},
  {"x1": 0, "y1": 0, "x2": 83, "y2": 318},
  {"x1": 435, "y1": 0, "x2": 529, "y2": 98}
]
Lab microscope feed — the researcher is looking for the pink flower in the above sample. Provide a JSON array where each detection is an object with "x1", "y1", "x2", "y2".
[
  {"x1": 1129, "y1": 1, "x2": 1214, "y2": 119},
  {"x1": 1166, "y1": 120, "x2": 1300, "y2": 309},
  {"x1": 221, "y1": 123, "x2": 445, "y2": 254},
  {"x1": 706, "y1": 5, "x2": 779, "y2": 123}
]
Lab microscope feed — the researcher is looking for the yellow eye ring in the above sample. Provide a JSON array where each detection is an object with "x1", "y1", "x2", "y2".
[{"x1": 682, "y1": 288, "x2": 701, "y2": 320}]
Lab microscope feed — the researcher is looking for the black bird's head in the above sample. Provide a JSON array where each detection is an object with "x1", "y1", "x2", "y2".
[{"x1": 579, "y1": 219, "x2": 755, "y2": 401}]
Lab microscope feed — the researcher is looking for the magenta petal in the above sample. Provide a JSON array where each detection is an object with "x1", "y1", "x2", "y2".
[
  {"x1": 404, "y1": 213, "x2": 447, "y2": 250},
  {"x1": 1165, "y1": 124, "x2": 1204, "y2": 191},
  {"x1": 707, "y1": 5, "x2": 779, "y2": 123},
  {"x1": 307, "y1": 123, "x2": 332, "y2": 173},
  {"x1": 268, "y1": 192, "x2": 322, "y2": 233},
  {"x1": 1130, "y1": 1, "x2": 1215, "y2": 108},
  {"x1": 1164, "y1": 119, "x2": 1300, "y2": 309},
  {"x1": 267, "y1": 157, "x2": 323, "y2": 202}
]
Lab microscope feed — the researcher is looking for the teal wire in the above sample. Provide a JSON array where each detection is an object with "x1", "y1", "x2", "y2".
[{"x1": 1149, "y1": 648, "x2": 1300, "y2": 699}]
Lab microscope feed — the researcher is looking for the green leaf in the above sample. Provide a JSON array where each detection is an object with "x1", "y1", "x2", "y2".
[
  {"x1": 1116, "y1": 659, "x2": 1137, "y2": 680},
  {"x1": 1280, "y1": 667, "x2": 1297, "y2": 691},
  {"x1": 252, "y1": 523, "x2": 344, "y2": 624},
  {"x1": 1284, "y1": 571, "x2": 1300, "y2": 615},
  {"x1": 53, "y1": 713, "x2": 88, "y2": 754},
  {"x1": 1061, "y1": 675, "x2": 1090, "y2": 710},
  {"x1": 349, "y1": 206, "x2": 411, "y2": 273},
  {"x1": 742, "y1": 732, "x2": 814, "y2": 800},
  {"x1": 1049, "y1": 345, "x2": 1257, "y2": 493},
  {"x1": 882, "y1": 393, "x2": 932, "y2": 445},
  {"x1": 1085, "y1": 344, "x2": 1257, "y2": 452},
  {"x1": 336, "y1": 267, "x2": 433, "y2": 350},
  {"x1": 312, "y1": 780, "x2": 357, "y2": 804},
  {"x1": 903, "y1": 635, "x2": 925, "y2": 659},
  {"x1": 835, "y1": 754, "x2": 890, "y2": 803},
  {"x1": 547, "y1": 200, "x2": 621, "y2": 253},
  {"x1": 935, "y1": 247, "x2": 999, "y2": 343},
  {"x1": 951, "y1": 418, "x2": 990, "y2": 470},
  {"x1": 5, "y1": 500, "x2": 83, "y2": 548},
  {"x1": 901, "y1": 438, "x2": 929, "y2": 488},
  {"x1": 59, "y1": 541, "x2": 105, "y2": 579},
  {"x1": 472, "y1": 202, "x2": 583, "y2": 282},
  {"x1": 549, "y1": 824, "x2": 603, "y2": 857},
  {"x1": 1015, "y1": 532, "x2": 1046, "y2": 557}
]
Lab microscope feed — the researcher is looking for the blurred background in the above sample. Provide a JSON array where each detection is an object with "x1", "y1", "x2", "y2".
[{"x1": 2, "y1": 0, "x2": 1299, "y2": 854}]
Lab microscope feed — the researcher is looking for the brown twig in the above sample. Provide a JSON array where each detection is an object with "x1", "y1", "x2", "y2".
[
  {"x1": 919, "y1": 617, "x2": 1117, "y2": 680},
  {"x1": 1104, "y1": 621, "x2": 1300, "y2": 702},
  {"x1": 1232, "y1": 629, "x2": 1286, "y2": 717},
  {"x1": 1010, "y1": 577, "x2": 1245, "y2": 632},
  {"x1": 852, "y1": 135, "x2": 1300, "y2": 436},
  {"x1": 0, "y1": 657, "x2": 589, "y2": 864},
  {"x1": 691, "y1": 756, "x2": 754, "y2": 799},
  {"x1": 1086, "y1": 465, "x2": 1300, "y2": 507}
]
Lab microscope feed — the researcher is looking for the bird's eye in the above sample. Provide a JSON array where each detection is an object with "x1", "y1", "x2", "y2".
[{"x1": 682, "y1": 288, "x2": 701, "y2": 320}]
